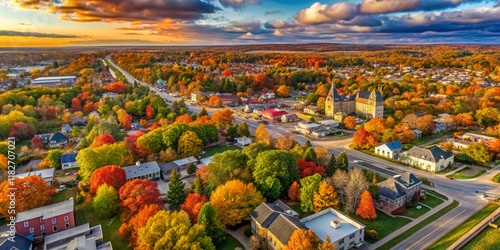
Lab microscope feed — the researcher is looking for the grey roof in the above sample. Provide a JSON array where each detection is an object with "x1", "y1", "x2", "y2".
[
  {"x1": 384, "y1": 140, "x2": 403, "y2": 151},
  {"x1": 16, "y1": 200, "x2": 74, "y2": 222},
  {"x1": 16, "y1": 168, "x2": 54, "y2": 180},
  {"x1": 267, "y1": 214, "x2": 307, "y2": 245},
  {"x1": 377, "y1": 178, "x2": 406, "y2": 200},
  {"x1": 357, "y1": 90, "x2": 371, "y2": 99},
  {"x1": 394, "y1": 173, "x2": 421, "y2": 188},
  {"x1": 70, "y1": 116, "x2": 86, "y2": 126},
  {"x1": 173, "y1": 156, "x2": 198, "y2": 166},
  {"x1": 0, "y1": 233, "x2": 33, "y2": 250},
  {"x1": 45, "y1": 224, "x2": 106, "y2": 250},
  {"x1": 251, "y1": 200, "x2": 298, "y2": 228},
  {"x1": 123, "y1": 161, "x2": 160, "y2": 179},
  {"x1": 408, "y1": 146, "x2": 453, "y2": 163},
  {"x1": 158, "y1": 162, "x2": 179, "y2": 173}
]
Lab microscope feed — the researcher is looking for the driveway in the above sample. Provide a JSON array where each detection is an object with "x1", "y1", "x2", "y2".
[{"x1": 16, "y1": 159, "x2": 41, "y2": 174}]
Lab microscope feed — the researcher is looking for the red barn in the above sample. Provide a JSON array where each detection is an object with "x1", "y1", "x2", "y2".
[
  {"x1": 262, "y1": 109, "x2": 288, "y2": 120},
  {"x1": 15, "y1": 199, "x2": 75, "y2": 240}
]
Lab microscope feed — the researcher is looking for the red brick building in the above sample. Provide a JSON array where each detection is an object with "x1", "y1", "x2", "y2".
[{"x1": 15, "y1": 199, "x2": 75, "y2": 240}]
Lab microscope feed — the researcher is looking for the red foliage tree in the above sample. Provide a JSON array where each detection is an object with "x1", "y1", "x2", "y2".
[
  {"x1": 145, "y1": 105, "x2": 154, "y2": 119},
  {"x1": 288, "y1": 181, "x2": 300, "y2": 202},
  {"x1": 119, "y1": 179, "x2": 163, "y2": 220},
  {"x1": 120, "y1": 114, "x2": 133, "y2": 129},
  {"x1": 89, "y1": 165, "x2": 126, "y2": 193},
  {"x1": 222, "y1": 68, "x2": 232, "y2": 77},
  {"x1": 71, "y1": 97, "x2": 82, "y2": 111},
  {"x1": 119, "y1": 204, "x2": 161, "y2": 247},
  {"x1": 90, "y1": 134, "x2": 115, "y2": 148},
  {"x1": 83, "y1": 101, "x2": 95, "y2": 113},
  {"x1": 44, "y1": 106, "x2": 56, "y2": 120},
  {"x1": 9, "y1": 122, "x2": 36, "y2": 141},
  {"x1": 31, "y1": 136, "x2": 44, "y2": 149},
  {"x1": 297, "y1": 159, "x2": 325, "y2": 178},
  {"x1": 180, "y1": 193, "x2": 208, "y2": 222},
  {"x1": 353, "y1": 128, "x2": 377, "y2": 149},
  {"x1": 105, "y1": 81, "x2": 127, "y2": 94},
  {"x1": 125, "y1": 131, "x2": 148, "y2": 158},
  {"x1": 150, "y1": 123, "x2": 162, "y2": 130}
]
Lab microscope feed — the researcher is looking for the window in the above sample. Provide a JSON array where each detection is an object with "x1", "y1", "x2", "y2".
[
  {"x1": 64, "y1": 216, "x2": 69, "y2": 222},
  {"x1": 53, "y1": 226, "x2": 58, "y2": 232},
  {"x1": 52, "y1": 218, "x2": 57, "y2": 224},
  {"x1": 40, "y1": 217, "x2": 44, "y2": 222},
  {"x1": 339, "y1": 239, "x2": 344, "y2": 245},
  {"x1": 349, "y1": 233, "x2": 355, "y2": 239},
  {"x1": 65, "y1": 223, "x2": 70, "y2": 228},
  {"x1": 29, "y1": 228, "x2": 34, "y2": 234},
  {"x1": 23, "y1": 221, "x2": 29, "y2": 227},
  {"x1": 40, "y1": 225, "x2": 45, "y2": 230}
]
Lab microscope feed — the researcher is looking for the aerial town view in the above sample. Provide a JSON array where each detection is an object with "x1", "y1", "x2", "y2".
[{"x1": 1, "y1": 0, "x2": 500, "y2": 250}]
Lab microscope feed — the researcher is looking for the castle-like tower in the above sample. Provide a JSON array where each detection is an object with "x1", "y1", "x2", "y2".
[{"x1": 325, "y1": 84, "x2": 384, "y2": 121}]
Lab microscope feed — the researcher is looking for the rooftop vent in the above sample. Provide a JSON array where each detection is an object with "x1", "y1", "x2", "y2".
[
  {"x1": 136, "y1": 161, "x2": 141, "y2": 166},
  {"x1": 330, "y1": 219, "x2": 341, "y2": 229}
]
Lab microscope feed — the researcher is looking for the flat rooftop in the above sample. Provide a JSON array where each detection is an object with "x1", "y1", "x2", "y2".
[{"x1": 300, "y1": 208, "x2": 364, "y2": 243}]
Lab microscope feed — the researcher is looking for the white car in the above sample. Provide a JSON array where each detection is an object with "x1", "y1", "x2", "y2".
[{"x1": 353, "y1": 160, "x2": 362, "y2": 163}]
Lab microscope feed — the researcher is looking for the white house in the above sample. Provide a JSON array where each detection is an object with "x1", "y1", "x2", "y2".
[
  {"x1": 405, "y1": 146, "x2": 454, "y2": 172},
  {"x1": 235, "y1": 136, "x2": 252, "y2": 146},
  {"x1": 16, "y1": 168, "x2": 55, "y2": 185},
  {"x1": 123, "y1": 161, "x2": 161, "y2": 181},
  {"x1": 61, "y1": 153, "x2": 78, "y2": 170},
  {"x1": 375, "y1": 140, "x2": 403, "y2": 159}
]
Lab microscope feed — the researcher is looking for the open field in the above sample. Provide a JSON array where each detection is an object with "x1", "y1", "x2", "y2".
[
  {"x1": 202, "y1": 145, "x2": 241, "y2": 158},
  {"x1": 461, "y1": 217, "x2": 500, "y2": 250}
]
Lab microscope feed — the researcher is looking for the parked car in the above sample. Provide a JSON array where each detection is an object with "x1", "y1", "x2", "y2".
[{"x1": 59, "y1": 185, "x2": 66, "y2": 191}]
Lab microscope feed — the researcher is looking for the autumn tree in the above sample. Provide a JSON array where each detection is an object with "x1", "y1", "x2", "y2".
[
  {"x1": 298, "y1": 159, "x2": 325, "y2": 178},
  {"x1": 288, "y1": 181, "x2": 300, "y2": 202},
  {"x1": 119, "y1": 179, "x2": 163, "y2": 219},
  {"x1": 166, "y1": 169, "x2": 186, "y2": 209},
  {"x1": 461, "y1": 142, "x2": 492, "y2": 164},
  {"x1": 136, "y1": 210, "x2": 215, "y2": 250},
  {"x1": 210, "y1": 180, "x2": 265, "y2": 226},
  {"x1": 198, "y1": 202, "x2": 227, "y2": 245},
  {"x1": 177, "y1": 130, "x2": 203, "y2": 158},
  {"x1": 276, "y1": 85, "x2": 291, "y2": 97},
  {"x1": 238, "y1": 122, "x2": 250, "y2": 137},
  {"x1": 254, "y1": 150, "x2": 298, "y2": 200},
  {"x1": 344, "y1": 116, "x2": 357, "y2": 130},
  {"x1": 105, "y1": 81, "x2": 127, "y2": 94},
  {"x1": 211, "y1": 108, "x2": 233, "y2": 127},
  {"x1": 313, "y1": 180, "x2": 339, "y2": 212},
  {"x1": 353, "y1": 128, "x2": 377, "y2": 149},
  {"x1": 181, "y1": 193, "x2": 208, "y2": 222},
  {"x1": 93, "y1": 184, "x2": 119, "y2": 219},
  {"x1": 175, "y1": 114, "x2": 193, "y2": 124},
  {"x1": 9, "y1": 122, "x2": 36, "y2": 141},
  {"x1": 314, "y1": 146, "x2": 330, "y2": 167},
  {"x1": 42, "y1": 149, "x2": 63, "y2": 169},
  {"x1": 222, "y1": 68, "x2": 232, "y2": 77},
  {"x1": 300, "y1": 173, "x2": 322, "y2": 212},
  {"x1": 90, "y1": 133, "x2": 115, "y2": 148},
  {"x1": 71, "y1": 97, "x2": 82, "y2": 111},
  {"x1": 120, "y1": 114, "x2": 133, "y2": 129},
  {"x1": 119, "y1": 204, "x2": 161, "y2": 248},
  {"x1": 286, "y1": 229, "x2": 319, "y2": 250},
  {"x1": 145, "y1": 105, "x2": 154, "y2": 119},
  {"x1": 275, "y1": 134, "x2": 296, "y2": 150},
  {"x1": 89, "y1": 165, "x2": 126, "y2": 193},
  {"x1": 0, "y1": 176, "x2": 53, "y2": 217},
  {"x1": 31, "y1": 136, "x2": 44, "y2": 149},
  {"x1": 356, "y1": 190, "x2": 377, "y2": 220},
  {"x1": 76, "y1": 143, "x2": 128, "y2": 181},
  {"x1": 255, "y1": 124, "x2": 272, "y2": 145},
  {"x1": 344, "y1": 168, "x2": 369, "y2": 213},
  {"x1": 318, "y1": 235, "x2": 336, "y2": 250},
  {"x1": 336, "y1": 152, "x2": 349, "y2": 171}
]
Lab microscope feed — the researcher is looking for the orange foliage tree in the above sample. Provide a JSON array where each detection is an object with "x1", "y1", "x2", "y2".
[
  {"x1": 89, "y1": 165, "x2": 126, "y2": 193},
  {"x1": 175, "y1": 114, "x2": 193, "y2": 124},
  {"x1": 90, "y1": 134, "x2": 115, "y2": 148},
  {"x1": 120, "y1": 114, "x2": 133, "y2": 129},
  {"x1": 286, "y1": 229, "x2": 319, "y2": 250},
  {"x1": 353, "y1": 128, "x2": 377, "y2": 149},
  {"x1": 71, "y1": 97, "x2": 82, "y2": 111},
  {"x1": 119, "y1": 204, "x2": 161, "y2": 248},
  {"x1": 180, "y1": 193, "x2": 208, "y2": 223},
  {"x1": 208, "y1": 96, "x2": 221, "y2": 107},
  {"x1": 119, "y1": 179, "x2": 163, "y2": 220},
  {"x1": 344, "y1": 116, "x2": 357, "y2": 130},
  {"x1": 0, "y1": 176, "x2": 54, "y2": 217},
  {"x1": 288, "y1": 181, "x2": 300, "y2": 202},
  {"x1": 211, "y1": 108, "x2": 233, "y2": 127},
  {"x1": 222, "y1": 68, "x2": 232, "y2": 77},
  {"x1": 356, "y1": 190, "x2": 377, "y2": 220},
  {"x1": 276, "y1": 85, "x2": 290, "y2": 97},
  {"x1": 145, "y1": 105, "x2": 154, "y2": 119},
  {"x1": 105, "y1": 81, "x2": 127, "y2": 93}
]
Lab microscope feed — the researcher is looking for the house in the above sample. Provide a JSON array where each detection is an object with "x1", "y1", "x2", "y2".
[
  {"x1": 295, "y1": 122, "x2": 323, "y2": 136},
  {"x1": 235, "y1": 136, "x2": 252, "y2": 146},
  {"x1": 412, "y1": 129, "x2": 423, "y2": 139},
  {"x1": 15, "y1": 200, "x2": 75, "y2": 240},
  {"x1": 377, "y1": 173, "x2": 422, "y2": 211},
  {"x1": 405, "y1": 146, "x2": 454, "y2": 172},
  {"x1": 318, "y1": 119, "x2": 339, "y2": 130},
  {"x1": 461, "y1": 132, "x2": 496, "y2": 144},
  {"x1": 218, "y1": 95, "x2": 241, "y2": 107},
  {"x1": 281, "y1": 114, "x2": 299, "y2": 123},
  {"x1": 36, "y1": 132, "x2": 69, "y2": 147},
  {"x1": 61, "y1": 153, "x2": 78, "y2": 170},
  {"x1": 251, "y1": 200, "x2": 365, "y2": 250},
  {"x1": 0, "y1": 233, "x2": 33, "y2": 250},
  {"x1": 303, "y1": 105, "x2": 320, "y2": 115},
  {"x1": 61, "y1": 124, "x2": 72, "y2": 134},
  {"x1": 123, "y1": 161, "x2": 161, "y2": 181},
  {"x1": 244, "y1": 104, "x2": 277, "y2": 113},
  {"x1": 433, "y1": 120, "x2": 446, "y2": 134},
  {"x1": 375, "y1": 140, "x2": 403, "y2": 159},
  {"x1": 70, "y1": 116, "x2": 86, "y2": 127},
  {"x1": 102, "y1": 92, "x2": 118, "y2": 99},
  {"x1": 191, "y1": 91, "x2": 205, "y2": 102},
  {"x1": 16, "y1": 168, "x2": 55, "y2": 185},
  {"x1": 262, "y1": 109, "x2": 288, "y2": 120},
  {"x1": 158, "y1": 156, "x2": 198, "y2": 181},
  {"x1": 449, "y1": 139, "x2": 473, "y2": 150},
  {"x1": 43, "y1": 223, "x2": 113, "y2": 250}
]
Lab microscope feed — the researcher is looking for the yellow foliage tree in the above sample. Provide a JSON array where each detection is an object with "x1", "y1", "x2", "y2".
[
  {"x1": 255, "y1": 124, "x2": 272, "y2": 146},
  {"x1": 286, "y1": 229, "x2": 319, "y2": 250},
  {"x1": 313, "y1": 180, "x2": 340, "y2": 212}
]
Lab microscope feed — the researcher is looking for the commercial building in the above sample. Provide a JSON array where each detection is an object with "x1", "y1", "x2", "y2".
[
  {"x1": 123, "y1": 161, "x2": 161, "y2": 181},
  {"x1": 281, "y1": 114, "x2": 300, "y2": 123},
  {"x1": 325, "y1": 85, "x2": 384, "y2": 121},
  {"x1": 262, "y1": 109, "x2": 288, "y2": 120},
  {"x1": 158, "y1": 156, "x2": 198, "y2": 181},
  {"x1": 16, "y1": 168, "x2": 55, "y2": 185},
  {"x1": 31, "y1": 76, "x2": 76, "y2": 87}
]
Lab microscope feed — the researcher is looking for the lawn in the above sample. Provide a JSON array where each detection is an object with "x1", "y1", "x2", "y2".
[
  {"x1": 428, "y1": 203, "x2": 500, "y2": 250},
  {"x1": 425, "y1": 189, "x2": 448, "y2": 201},
  {"x1": 75, "y1": 201, "x2": 131, "y2": 250},
  {"x1": 461, "y1": 217, "x2": 500, "y2": 250},
  {"x1": 446, "y1": 166, "x2": 486, "y2": 179},
  {"x1": 202, "y1": 145, "x2": 241, "y2": 157},
  {"x1": 402, "y1": 205, "x2": 430, "y2": 219},
  {"x1": 409, "y1": 132, "x2": 451, "y2": 147},
  {"x1": 216, "y1": 234, "x2": 245, "y2": 250},
  {"x1": 493, "y1": 173, "x2": 500, "y2": 183},
  {"x1": 420, "y1": 193, "x2": 445, "y2": 208},
  {"x1": 51, "y1": 188, "x2": 78, "y2": 203},
  {"x1": 348, "y1": 210, "x2": 412, "y2": 243},
  {"x1": 376, "y1": 200, "x2": 459, "y2": 250},
  {"x1": 435, "y1": 165, "x2": 458, "y2": 175}
]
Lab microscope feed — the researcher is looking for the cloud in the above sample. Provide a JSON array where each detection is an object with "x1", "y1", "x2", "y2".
[
  {"x1": 264, "y1": 10, "x2": 284, "y2": 15},
  {"x1": 17, "y1": 23, "x2": 32, "y2": 26},
  {"x1": 295, "y1": 2, "x2": 358, "y2": 25},
  {"x1": 11, "y1": 0, "x2": 221, "y2": 22},
  {"x1": 238, "y1": 32, "x2": 266, "y2": 40},
  {"x1": 359, "y1": 0, "x2": 486, "y2": 14},
  {"x1": 219, "y1": 0, "x2": 259, "y2": 10},
  {"x1": 0, "y1": 30, "x2": 78, "y2": 38},
  {"x1": 224, "y1": 21, "x2": 262, "y2": 33}
]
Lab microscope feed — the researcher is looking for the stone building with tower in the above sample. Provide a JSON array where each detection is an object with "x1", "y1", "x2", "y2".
[{"x1": 325, "y1": 85, "x2": 384, "y2": 121}]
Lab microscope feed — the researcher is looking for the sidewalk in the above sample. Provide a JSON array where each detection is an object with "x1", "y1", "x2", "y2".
[
  {"x1": 371, "y1": 197, "x2": 454, "y2": 249},
  {"x1": 443, "y1": 165, "x2": 468, "y2": 176},
  {"x1": 225, "y1": 225, "x2": 250, "y2": 250}
]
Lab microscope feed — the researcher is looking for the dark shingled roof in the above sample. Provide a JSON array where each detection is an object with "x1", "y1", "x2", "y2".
[
  {"x1": 0, "y1": 233, "x2": 33, "y2": 250},
  {"x1": 394, "y1": 172, "x2": 421, "y2": 188},
  {"x1": 267, "y1": 214, "x2": 307, "y2": 245},
  {"x1": 251, "y1": 200, "x2": 296, "y2": 228},
  {"x1": 408, "y1": 146, "x2": 453, "y2": 163},
  {"x1": 384, "y1": 140, "x2": 403, "y2": 151},
  {"x1": 377, "y1": 178, "x2": 406, "y2": 200}
]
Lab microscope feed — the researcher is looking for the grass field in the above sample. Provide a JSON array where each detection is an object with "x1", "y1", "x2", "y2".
[
  {"x1": 51, "y1": 188, "x2": 78, "y2": 203},
  {"x1": 217, "y1": 234, "x2": 245, "y2": 250},
  {"x1": 428, "y1": 203, "x2": 500, "y2": 250},
  {"x1": 202, "y1": 145, "x2": 241, "y2": 157},
  {"x1": 104, "y1": 59, "x2": 127, "y2": 82},
  {"x1": 349, "y1": 211, "x2": 411, "y2": 243},
  {"x1": 461, "y1": 217, "x2": 500, "y2": 250},
  {"x1": 446, "y1": 166, "x2": 486, "y2": 179},
  {"x1": 425, "y1": 189, "x2": 448, "y2": 200},
  {"x1": 402, "y1": 205, "x2": 430, "y2": 219},
  {"x1": 376, "y1": 200, "x2": 460, "y2": 250},
  {"x1": 420, "y1": 193, "x2": 445, "y2": 208}
]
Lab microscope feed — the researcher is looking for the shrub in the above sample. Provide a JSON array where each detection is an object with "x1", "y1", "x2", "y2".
[
  {"x1": 75, "y1": 193, "x2": 85, "y2": 205},
  {"x1": 492, "y1": 173, "x2": 500, "y2": 183},
  {"x1": 244, "y1": 227, "x2": 253, "y2": 237},
  {"x1": 421, "y1": 195, "x2": 428, "y2": 201},
  {"x1": 419, "y1": 177, "x2": 431, "y2": 186},
  {"x1": 405, "y1": 201, "x2": 414, "y2": 208},
  {"x1": 365, "y1": 230, "x2": 378, "y2": 240},
  {"x1": 187, "y1": 163, "x2": 196, "y2": 175},
  {"x1": 391, "y1": 206, "x2": 406, "y2": 215}
]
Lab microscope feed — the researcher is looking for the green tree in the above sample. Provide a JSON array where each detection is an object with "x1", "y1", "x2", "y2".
[
  {"x1": 187, "y1": 163, "x2": 197, "y2": 175},
  {"x1": 92, "y1": 184, "x2": 119, "y2": 219},
  {"x1": 46, "y1": 149, "x2": 63, "y2": 169},
  {"x1": 304, "y1": 140, "x2": 312, "y2": 149},
  {"x1": 166, "y1": 169, "x2": 186, "y2": 209},
  {"x1": 253, "y1": 150, "x2": 298, "y2": 198},
  {"x1": 461, "y1": 142, "x2": 492, "y2": 165},
  {"x1": 192, "y1": 174, "x2": 205, "y2": 195},
  {"x1": 325, "y1": 153, "x2": 336, "y2": 176},
  {"x1": 303, "y1": 147, "x2": 317, "y2": 162},
  {"x1": 260, "y1": 176, "x2": 283, "y2": 200},
  {"x1": 336, "y1": 151, "x2": 349, "y2": 171},
  {"x1": 207, "y1": 150, "x2": 250, "y2": 191},
  {"x1": 76, "y1": 143, "x2": 128, "y2": 181},
  {"x1": 238, "y1": 122, "x2": 250, "y2": 137},
  {"x1": 242, "y1": 142, "x2": 271, "y2": 169},
  {"x1": 198, "y1": 108, "x2": 208, "y2": 117},
  {"x1": 178, "y1": 130, "x2": 203, "y2": 158},
  {"x1": 198, "y1": 202, "x2": 227, "y2": 245},
  {"x1": 300, "y1": 173, "x2": 322, "y2": 212}
]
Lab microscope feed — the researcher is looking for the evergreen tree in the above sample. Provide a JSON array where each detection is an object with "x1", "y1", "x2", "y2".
[
  {"x1": 325, "y1": 153, "x2": 336, "y2": 176},
  {"x1": 187, "y1": 163, "x2": 197, "y2": 175},
  {"x1": 192, "y1": 174, "x2": 205, "y2": 195},
  {"x1": 304, "y1": 140, "x2": 312, "y2": 149},
  {"x1": 198, "y1": 202, "x2": 227, "y2": 245},
  {"x1": 303, "y1": 147, "x2": 317, "y2": 162},
  {"x1": 199, "y1": 108, "x2": 209, "y2": 117},
  {"x1": 336, "y1": 152, "x2": 349, "y2": 171},
  {"x1": 237, "y1": 122, "x2": 250, "y2": 137},
  {"x1": 166, "y1": 169, "x2": 186, "y2": 209}
]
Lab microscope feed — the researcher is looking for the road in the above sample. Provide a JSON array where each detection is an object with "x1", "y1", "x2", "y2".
[{"x1": 105, "y1": 58, "x2": 500, "y2": 249}]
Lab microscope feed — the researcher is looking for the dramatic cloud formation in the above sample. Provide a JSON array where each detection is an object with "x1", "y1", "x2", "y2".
[
  {"x1": 359, "y1": 0, "x2": 486, "y2": 14},
  {"x1": 295, "y1": 2, "x2": 358, "y2": 24},
  {"x1": 219, "y1": 0, "x2": 260, "y2": 9},
  {"x1": 0, "y1": 30, "x2": 78, "y2": 38}
]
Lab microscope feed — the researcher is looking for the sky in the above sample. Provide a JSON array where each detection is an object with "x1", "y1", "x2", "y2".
[{"x1": 0, "y1": 0, "x2": 500, "y2": 47}]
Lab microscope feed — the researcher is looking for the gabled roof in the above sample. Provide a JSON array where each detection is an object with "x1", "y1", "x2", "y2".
[
  {"x1": 267, "y1": 214, "x2": 307, "y2": 245},
  {"x1": 0, "y1": 233, "x2": 33, "y2": 250},
  {"x1": 70, "y1": 116, "x2": 86, "y2": 125},
  {"x1": 49, "y1": 132, "x2": 68, "y2": 142},
  {"x1": 380, "y1": 140, "x2": 403, "y2": 151},
  {"x1": 408, "y1": 146, "x2": 453, "y2": 163},
  {"x1": 16, "y1": 200, "x2": 74, "y2": 222},
  {"x1": 61, "y1": 153, "x2": 77, "y2": 164},
  {"x1": 377, "y1": 178, "x2": 406, "y2": 200},
  {"x1": 394, "y1": 173, "x2": 421, "y2": 188},
  {"x1": 251, "y1": 200, "x2": 298, "y2": 229},
  {"x1": 123, "y1": 161, "x2": 161, "y2": 179}
]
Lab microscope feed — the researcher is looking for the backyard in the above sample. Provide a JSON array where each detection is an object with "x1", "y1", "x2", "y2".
[
  {"x1": 461, "y1": 217, "x2": 500, "y2": 250},
  {"x1": 202, "y1": 145, "x2": 241, "y2": 158}
]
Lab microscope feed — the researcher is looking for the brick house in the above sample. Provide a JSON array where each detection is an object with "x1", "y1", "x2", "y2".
[
  {"x1": 15, "y1": 200, "x2": 75, "y2": 240},
  {"x1": 377, "y1": 173, "x2": 422, "y2": 212}
]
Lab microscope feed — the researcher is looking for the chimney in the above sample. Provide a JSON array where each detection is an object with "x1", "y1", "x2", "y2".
[
  {"x1": 331, "y1": 219, "x2": 341, "y2": 229},
  {"x1": 136, "y1": 161, "x2": 141, "y2": 167}
]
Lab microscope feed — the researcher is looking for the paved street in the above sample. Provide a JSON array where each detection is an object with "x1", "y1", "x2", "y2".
[{"x1": 106, "y1": 57, "x2": 500, "y2": 250}]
